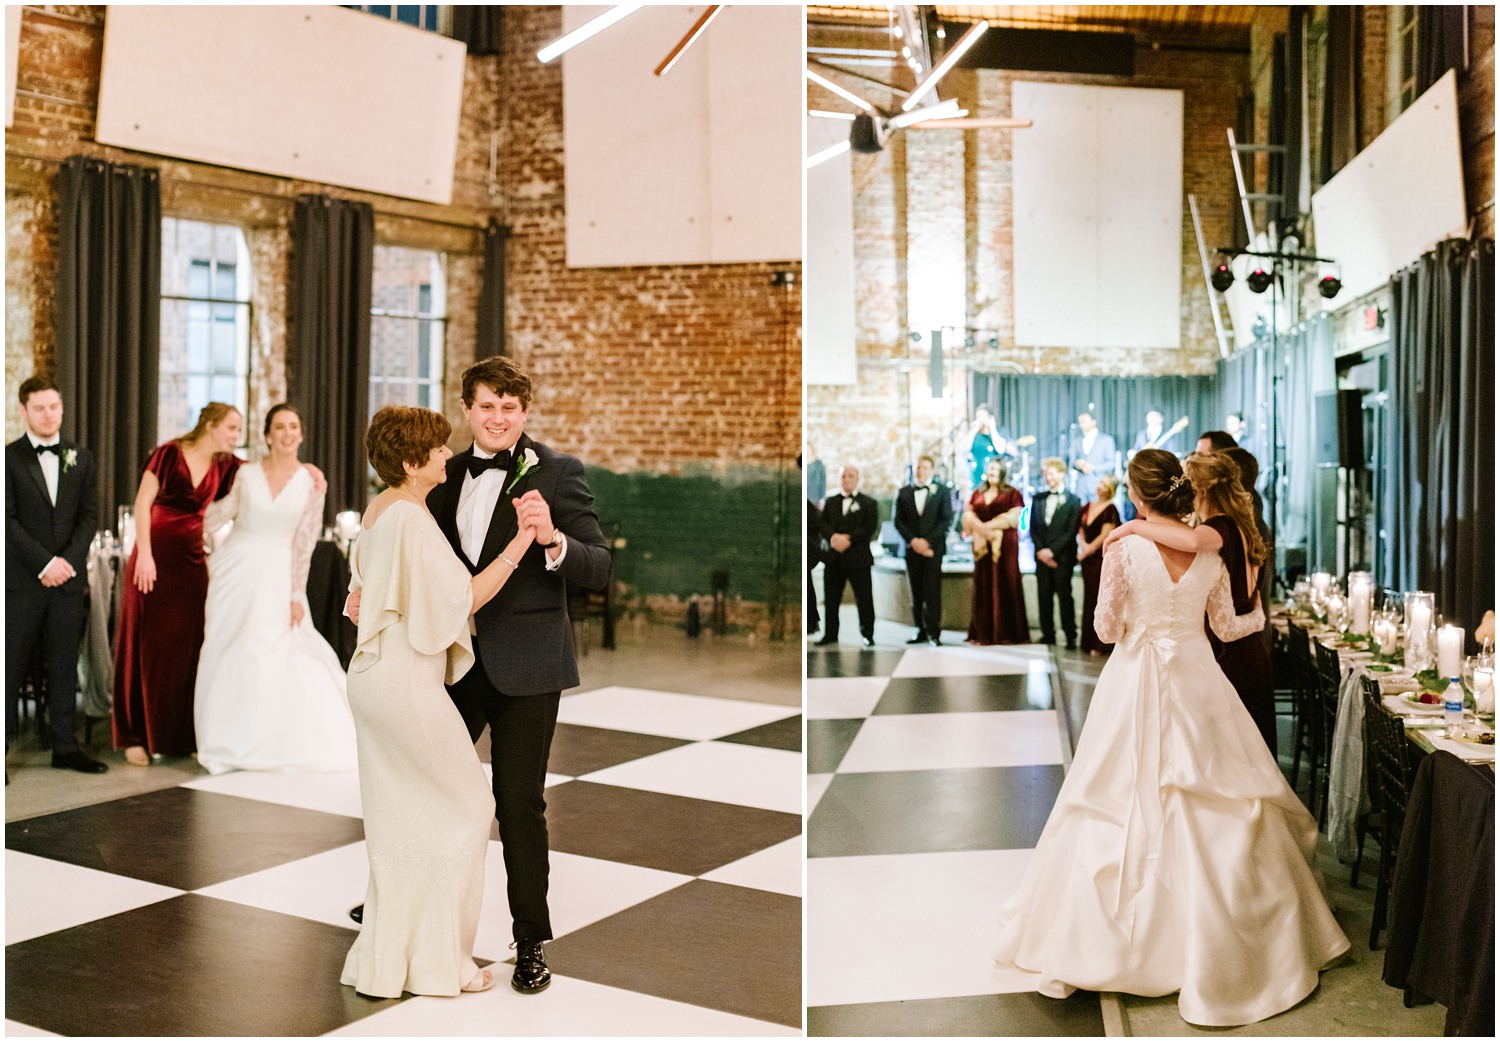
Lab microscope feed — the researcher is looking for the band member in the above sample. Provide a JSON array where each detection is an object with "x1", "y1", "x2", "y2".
[
  {"x1": 1068, "y1": 411, "x2": 1117, "y2": 496},
  {"x1": 1225, "y1": 412, "x2": 1255, "y2": 455},
  {"x1": 1129, "y1": 408, "x2": 1188, "y2": 458},
  {"x1": 961, "y1": 407, "x2": 1003, "y2": 490},
  {"x1": 894, "y1": 455, "x2": 954, "y2": 646}
]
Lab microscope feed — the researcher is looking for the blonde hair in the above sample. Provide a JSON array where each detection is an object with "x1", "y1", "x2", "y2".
[
  {"x1": 1183, "y1": 452, "x2": 1268, "y2": 566},
  {"x1": 179, "y1": 402, "x2": 241, "y2": 449},
  {"x1": 1096, "y1": 474, "x2": 1120, "y2": 500}
]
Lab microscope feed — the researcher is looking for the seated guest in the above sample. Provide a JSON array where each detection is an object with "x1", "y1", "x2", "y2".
[
  {"x1": 1030, "y1": 458, "x2": 1082, "y2": 649},
  {"x1": 5, "y1": 375, "x2": 107, "y2": 774}
]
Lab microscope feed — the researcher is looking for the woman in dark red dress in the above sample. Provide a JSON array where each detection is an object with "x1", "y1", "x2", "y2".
[
  {"x1": 964, "y1": 459, "x2": 1029, "y2": 644},
  {"x1": 1077, "y1": 474, "x2": 1121, "y2": 655},
  {"x1": 1103, "y1": 452, "x2": 1275, "y2": 754},
  {"x1": 113, "y1": 403, "x2": 243, "y2": 765}
]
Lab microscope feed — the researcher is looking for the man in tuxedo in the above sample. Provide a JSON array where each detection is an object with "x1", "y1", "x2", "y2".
[
  {"x1": 5, "y1": 375, "x2": 107, "y2": 774},
  {"x1": 893, "y1": 455, "x2": 953, "y2": 646},
  {"x1": 349, "y1": 356, "x2": 610, "y2": 993},
  {"x1": 1030, "y1": 458, "x2": 1082, "y2": 650},
  {"x1": 1068, "y1": 410, "x2": 1117, "y2": 497},
  {"x1": 816, "y1": 465, "x2": 879, "y2": 647}
]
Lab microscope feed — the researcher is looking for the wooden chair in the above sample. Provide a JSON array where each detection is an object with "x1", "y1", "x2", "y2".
[
  {"x1": 1285, "y1": 621, "x2": 1325, "y2": 815},
  {"x1": 1358, "y1": 675, "x2": 1414, "y2": 949},
  {"x1": 1271, "y1": 625, "x2": 1304, "y2": 772},
  {"x1": 1312, "y1": 639, "x2": 1345, "y2": 823}
]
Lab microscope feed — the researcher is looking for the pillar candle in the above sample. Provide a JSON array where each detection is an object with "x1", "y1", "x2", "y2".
[
  {"x1": 1347, "y1": 573, "x2": 1373, "y2": 634},
  {"x1": 1311, "y1": 572, "x2": 1331, "y2": 596},
  {"x1": 1409, "y1": 601, "x2": 1431, "y2": 637},
  {"x1": 1437, "y1": 624, "x2": 1464, "y2": 679}
]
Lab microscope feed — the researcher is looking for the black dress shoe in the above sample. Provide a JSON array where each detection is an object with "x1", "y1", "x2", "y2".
[
  {"x1": 1065, "y1": 640, "x2": 1078, "y2": 651},
  {"x1": 51, "y1": 751, "x2": 107, "y2": 774},
  {"x1": 814, "y1": 636, "x2": 837, "y2": 646},
  {"x1": 861, "y1": 637, "x2": 876, "y2": 647},
  {"x1": 512, "y1": 940, "x2": 551, "y2": 993},
  {"x1": 906, "y1": 633, "x2": 929, "y2": 645},
  {"x1": 349, "y1": 904, "x2": 364, "y2": 924},
  {"x1": 928, "y1": 638, "x2": 943, "y2": 646}
]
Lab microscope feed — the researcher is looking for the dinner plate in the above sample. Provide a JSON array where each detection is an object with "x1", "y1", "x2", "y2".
[
  {"x1": 1453, "y1": 729, "x2": 1497, "y2": 747},
  {"x1": 1402, "y1": 692, "x2": 1447, "y2": 714}
]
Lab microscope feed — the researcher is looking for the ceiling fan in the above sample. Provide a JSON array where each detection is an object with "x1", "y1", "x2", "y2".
[{"x1": 806, "y1": 15, "x2": 1032, "y2": 167}]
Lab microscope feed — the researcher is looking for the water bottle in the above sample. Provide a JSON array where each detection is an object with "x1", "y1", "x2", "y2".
[{"x1": 1444, "y1": 678, "x2": 1465, "y2": 738}]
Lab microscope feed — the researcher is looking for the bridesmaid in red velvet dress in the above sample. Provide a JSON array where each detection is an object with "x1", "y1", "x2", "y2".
[
  {"x1": 964, "y1": 459, "x2": 1029, "y2": 644},
  {"x1": 113, "y1": 403, "x2": 243, "y2": 766},
  {"x1": 1077, "y1": 474, "x2": 1122, "y2": 655}
]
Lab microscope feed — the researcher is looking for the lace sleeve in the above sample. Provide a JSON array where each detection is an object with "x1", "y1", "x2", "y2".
[
  {"x1": 290, "y1": 479, "x2": 325, "y2": 599},
  {"x1": 202, "y1": 470, "x2": 241, "y2": 538},
  {"x1": 1207, "y1": 561, "x2": 1266, "y2": 642},
  {"x1": 1094, "y1": 541, "x2": 1129, "y2": 643}
]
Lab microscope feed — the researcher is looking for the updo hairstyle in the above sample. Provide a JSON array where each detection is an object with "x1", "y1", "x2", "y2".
[
  {"x1": 1127, "y1": 448, "x2": 1194, "y2": 519},
  {"x1": 1183, "y1": 451, "x2": 1268, "y2": 566}
]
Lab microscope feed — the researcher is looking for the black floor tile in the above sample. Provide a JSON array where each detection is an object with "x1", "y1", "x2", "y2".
[
  {"x1": 807, "y1": 648, "x2": 906, "y2": 679},
  {"x1": 807, "y1": 718, "x2": 864, "y2": 774},
  {"x1": 807, "y1": 765, "x2": 1065, "y2": 857},
  {"x1": 545, "y1": 780, "x2": 802, "y2": 875},
  {"x1": 548, "y1": 879, "x2": 801, "y2": 1028},
  {"x1": 546, "y1": 722, "x2": 691, "y2": 776},
  {"x1": 718, "y1": 714, "x2": 802, "y2": 752},
  {"x1": 5, "y1": 787, "x2": 365, "y2": 890},
  {"x1": 4, "y1": 893, "x2": 401, "y2": 1036},
  {"x1": 873, "y1": 673, "x2": 1054, "y2": 715},
  {"x1": 808, "y1": 989, "x2": 1105, "y2": 1036}
]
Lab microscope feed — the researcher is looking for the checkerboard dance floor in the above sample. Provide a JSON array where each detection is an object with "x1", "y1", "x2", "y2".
[
  {"x1": 5, "y1": 686, "x2": 802, "y2": 1036},
  {"x1": 805, "y1": 642, "x2": 1108, "y2": 1036}
]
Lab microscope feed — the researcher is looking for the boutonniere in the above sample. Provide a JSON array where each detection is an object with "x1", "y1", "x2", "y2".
[
  {"x1": 505, "y1": 447, "x2": 540, "y2": 494},
  {"x1": 848, "y1": 502, "x2": 860, "y2": 512},
  {"x1": 63, "y1": 448, "x2": 78, "y2": 473}
]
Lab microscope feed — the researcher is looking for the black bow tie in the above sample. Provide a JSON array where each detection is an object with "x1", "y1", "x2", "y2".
[
  {"x1": 34, "y1": 443, "x2": 60, "y2": 456},
  {"x1": 466, "y1": 450, "x2": 512, "y2": 479}
]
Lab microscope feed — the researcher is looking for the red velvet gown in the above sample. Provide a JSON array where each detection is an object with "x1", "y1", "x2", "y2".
[
  {"x1": 967, "y1": 486, "x2": 1030, "y2": 644},
  {"x1": 1203, "y1": 515, "x2": 1276, "y2": 756},
  {"x1": 113, "y1": 442, "x2": 240, "y2": 755},
  {"x1": 1079, "y1": 502, "x2": 1121, "y2": 654}
]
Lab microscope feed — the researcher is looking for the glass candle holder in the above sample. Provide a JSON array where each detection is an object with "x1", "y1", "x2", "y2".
[{"x1": 1404, "y1": 591, "x2": 1435, "y2": 669}]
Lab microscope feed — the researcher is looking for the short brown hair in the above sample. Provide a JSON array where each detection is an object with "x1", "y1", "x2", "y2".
[
  {"x1": 18, "y1": 374, "x2": 60, "y2": 406},
  {"x1": 366, "y1": 405, "x2": 452, "y2": 487},
  {"x1": 461, "y1": 355, "x2": 531, "y2": 410},
  {"x1": 1198, "y1": 430, "x2": 1236, "y2": 452}
]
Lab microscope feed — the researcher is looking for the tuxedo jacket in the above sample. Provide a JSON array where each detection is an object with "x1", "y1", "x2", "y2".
[
  {"x1": 1029, "y1": 490, "x2": 1082, "y2": 567},
  {"x1": 426, "y1": 433, "x2": 611, "y2": 697},
  {"x1": 6, "y1": 436, "x2": 97, "y2": 594},
  {"x1": 893, "y1": 483, "x2": 954, "y2": 550},
  {"x1": 819, "y1": 492, "x2": 879, "y2": 568}
]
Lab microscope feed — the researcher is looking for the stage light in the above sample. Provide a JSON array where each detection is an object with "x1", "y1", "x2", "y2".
[
  {"x1": 909, "y1": 330, "x2": 923, "y2": 343},
  {"x1": 1210, "y1": 264, "x2": 1234, "y2": 292},
  {"x1": 850, "y1": 112, "x2": 888, "y2": 154},
  {"x1": 1246, "y1": 267, "x2": 1274, "y2": 294},
  {"x1": 1318, "y1": 275, "x2": 1342, "y2": 299}
]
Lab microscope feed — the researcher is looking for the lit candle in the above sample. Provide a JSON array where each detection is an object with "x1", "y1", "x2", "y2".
[
  {"x1": 1311, "y1": 572, "x2": 1332, "y2": 596},
  {"x1": 1409, "y1": 600, "x2": 1431, "y2": 638},
  {"x1": 1347, "y1": 572, "x2": 1373, "y2": 634},
  {"x1": 1437, "y1": 624, "x2": 1464, "y2": 679},
  {"x1": 1374, "y1": 619, "x2": 1397, "y2": 654}
]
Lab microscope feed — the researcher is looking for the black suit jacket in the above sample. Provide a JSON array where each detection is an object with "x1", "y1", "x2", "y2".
[
  {"x1": 6, "y1": 436, "x2": 97, "y2": 594},
  {"x1": 893, "y1": 483, "x2": 954, "y2": 550},
  {"x1": 426, "y1": 433, "x2": 611, "y2": 697},
  {"x1": 1029, "y1": 489, "x2": 1082, "y2": 567},
  {"x1": 819, "y1": 492, "x2": 879, "y2": 568}
]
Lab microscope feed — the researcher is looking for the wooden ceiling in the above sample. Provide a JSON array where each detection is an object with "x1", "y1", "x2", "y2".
[{"x1": 808, "y1": 5, "x2": 1269, "y2": 43}]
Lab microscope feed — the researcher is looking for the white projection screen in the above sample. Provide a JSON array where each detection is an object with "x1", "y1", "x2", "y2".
[
  {"x1": 1311, "y1": 70, "x2": 1467, "y2": 304},
  {"x1": 563, "y1": 5, "x2": 802, "y2": 267},
  {"x1": 1012, "y1": 81, "x2": 1183, "y2": 349},
  {"x1": 806, "y1": 117, "x2": 857, "y2": 386},
  {"x1": 95, "y1": 6, "x2": 465, "y2": 205},
  {"x1": 5, "y1": 6, "x2": 21, "y2": 129}
]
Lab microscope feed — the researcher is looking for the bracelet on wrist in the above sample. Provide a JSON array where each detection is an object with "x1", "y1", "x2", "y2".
[{"x1": 499, "y1": 554, "x2": 518, "y2": 570}]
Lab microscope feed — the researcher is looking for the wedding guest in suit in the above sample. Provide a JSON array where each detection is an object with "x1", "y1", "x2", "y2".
[
  {"x1": 1196, "y1": 429, "x2": 1236, "y2": 455},
  {"x1": 1077, "y1": 474, "x2": 1122, "y2": 656},
  {"x1": 1069, "y1": 411, "x2": 1117, "y2": 497},
  {"x1": 1031, "y1": 458, "x2": 1083, "y2": 649},
  {"x1": 816, "y1": 465, "x2": 879, "y2": 647},
  {"x1": 894, "y1": 455, "x2": 954, "y2": 646},
  {"x1": 5, "y1": 376, "x2": 106, "y2": 774},
  {"x1": 964, "y1": 458, "x2": 1028, "y2": 645}
]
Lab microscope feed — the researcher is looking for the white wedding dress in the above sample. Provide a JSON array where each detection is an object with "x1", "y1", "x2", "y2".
[
  {"x1": 194, "y1": 463, "x2": 358, "y2": 775},
  {"x1": 995, "y1": 535, "x2": 1349, "y2": 1027}
]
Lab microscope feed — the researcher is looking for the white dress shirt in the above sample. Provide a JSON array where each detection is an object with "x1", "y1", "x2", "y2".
[
  {"x1": 914, "y1": 486, "x2": 929, "y2": 515},
  {"x1": 1081, "y1": 430, "x2": 1097, "y2": 456},
  {"x1": 28, "y1": 433, "x2": 72, "y2": 581},
  {"x1": 455, "y1": 446, "x2": 566, "y2": 570}
]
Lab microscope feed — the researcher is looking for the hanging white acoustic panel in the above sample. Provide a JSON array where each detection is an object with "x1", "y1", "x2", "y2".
[
  {"x1": 5, "y1": 6, "x2": 21, "y2": 129},
  {"x1": 1011, "y1": 81, "x2": 1183, "y2": 349},
  {"x1": 806, "y1": 116, "x2": 857, "y2": 386},
  {"x1": 95, "y1": 6, "x2": 465, "y2": 204}
]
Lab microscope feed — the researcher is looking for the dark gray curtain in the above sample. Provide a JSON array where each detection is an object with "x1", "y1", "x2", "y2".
[
  {"x1": 475, "y1": 219, "x2": 511, "y2": 358},
  {"x1": 449, "y1": 4, "x2": 502, "y2": 55},
  {"x1": 967, "y1": 373, "x2": 1218, "y2": 464},
  {"x1": 1416, "y1": 5, "x2": 1468, "y2": 94},
  {"x1": 1320, "y1": 5, "x2": 1362, "y2": 184},
  {"x1": 1384, "y1": 238, "x2": 1496, "y2": 636},
  {"x1": 289, "y1": 195, "x2": 373, "y2": 522},
  {"x1": 54, "y1": 155, "x2": 162, "y2": 518}
]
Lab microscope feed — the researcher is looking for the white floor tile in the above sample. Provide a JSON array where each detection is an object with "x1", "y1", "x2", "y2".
[
  {"x1": 807, "y1": 848, "x2": 1040, "y2": 1007},
  {"x1": 3, "y1": 1019, "x2": 59, "y2": 1036},
  {"x1": 836, "y1": 711, "x2": 1064, "y2": 773},
  {"x1": 700, "y1": 837, "x2": 802, "y2": 897},
  {"x1": 182, "y1": 768, "x2": 364, "y2": 819},
  {"x1": 806, "y1": 774, "x2": 833, "y2": 813},
  {"x1": 892, "y1": 644, "x2": 1053, "y2": 678},
  {"x1": 579, "y1": 742, "x2": 803, "y2": 814},
  {"x1": 194, "y1": 841, "x2": 368, "y2": 931},
  {"x1": 543, "y1": 771, "x2": 572, "y2": 787},
  {"x1": 474, "y1": 849, "x2": 692, "y2": 961},
  {"x1": 806, "y1": 677, "x2": 890, "y2": 719},
  {"x1": 558, "y1": 687, "x2": 797, "y2": 741},
  {"x1": 325, "y1": 973, "x2": 799, "y2": 1036},
  {"x1": 4, "y1": 851, "x2": 183, "y2": 945}
]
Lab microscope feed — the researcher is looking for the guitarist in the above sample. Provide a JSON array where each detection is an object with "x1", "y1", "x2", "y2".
[{"x1": 1128, "y1": 409, "x2": 1188, "y2": 458}]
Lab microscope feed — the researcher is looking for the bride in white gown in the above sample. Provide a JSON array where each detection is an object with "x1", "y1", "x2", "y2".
[
  {"x1": 995, "y1": 449, "x2": 1348, "y2": 1027},
  {"x1": 194, "y1": 404, "x2": 357, "y2": 775}
]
